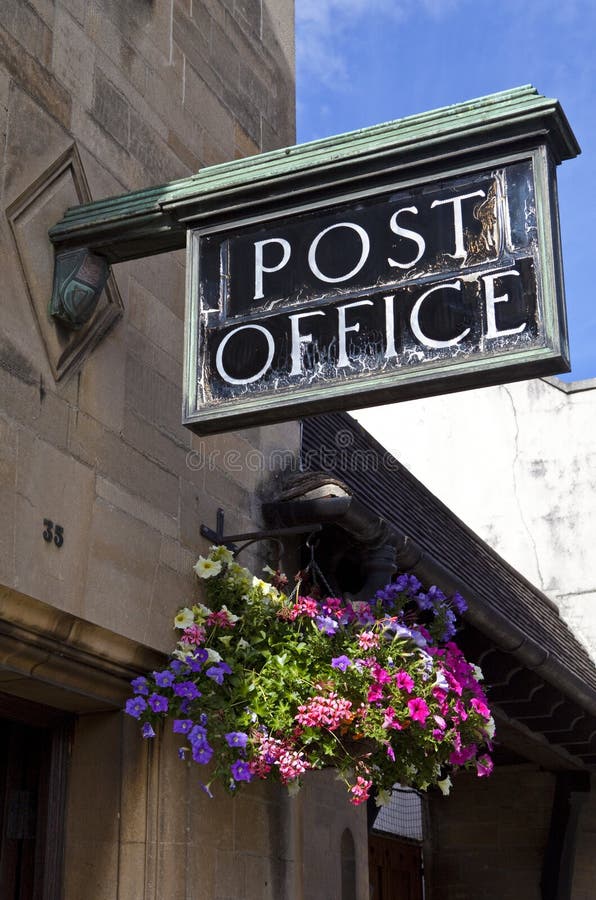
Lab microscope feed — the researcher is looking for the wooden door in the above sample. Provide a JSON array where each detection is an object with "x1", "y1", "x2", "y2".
[
  {"x1": 369, "y1": 833, "x2": 423, "y2": 900},
  {"x1": 0, "y1": 696, "x2": 71, "y2": 900}
]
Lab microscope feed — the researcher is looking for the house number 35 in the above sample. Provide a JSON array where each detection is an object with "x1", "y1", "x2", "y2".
[{"x1": 42, "y1": 519, "x2": 64, "y2": 548}]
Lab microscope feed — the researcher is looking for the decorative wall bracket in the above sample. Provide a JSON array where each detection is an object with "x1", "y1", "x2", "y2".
[
  {"x1": 49, "y1": 247, "x2": 110, "y2": 330},
  {"x1": 200, "y1": 507, "x2": 321, "y2": 558}
]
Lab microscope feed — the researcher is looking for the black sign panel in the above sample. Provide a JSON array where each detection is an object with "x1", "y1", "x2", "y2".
[{"x1": 185, "y1": 155, "x2": 568, "y2": 434}]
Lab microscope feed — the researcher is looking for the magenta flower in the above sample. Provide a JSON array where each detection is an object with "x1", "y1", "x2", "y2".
[
  {"x1": 408, "y1": 697, "x2": 429, "y2": 725},
  {"x1": 476, "y1": 754, "x2": 494, "y2": 777},
  {"x1": 470, "y1": 697, "x2": 491, "y2": 719},
  {"x1": 395, "y1": 671, "x2": 415, "y2": 692},
  {"x1": 367, "y1": 684, "x2": 384, "y2": 703},
  {"x1": 449, "y1": 743, "x2": 477, "y2": 766},
  {"x1": 382, "y1": 707, "x2": 403, "y2": 730},
  {"x1": 183, "y1": 624, "x2": 206, "y2": 645}
]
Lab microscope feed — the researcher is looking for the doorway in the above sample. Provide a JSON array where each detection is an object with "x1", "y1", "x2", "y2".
[
  {"x1": 0, "y1": 694, "x2": 71, "y2": 900},
  {"x1": 369, "y1": 832, "x2": 423, "y2": 900}
]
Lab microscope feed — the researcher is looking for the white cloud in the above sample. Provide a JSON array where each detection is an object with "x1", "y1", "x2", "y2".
[{"x1": 296, "y1": 0, "x2": 462, "y2": 89}]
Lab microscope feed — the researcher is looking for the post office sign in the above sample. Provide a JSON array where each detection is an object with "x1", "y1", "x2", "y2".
[{"x1": 184, "y1": 146, "x2": 569, "y2": 434}]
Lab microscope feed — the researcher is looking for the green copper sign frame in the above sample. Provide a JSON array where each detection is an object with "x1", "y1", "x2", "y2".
[{"x1": 48, "y1": 86, "x2": 579, "y2": 435}]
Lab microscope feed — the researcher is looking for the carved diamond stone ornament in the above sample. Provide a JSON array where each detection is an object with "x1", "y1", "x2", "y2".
[{"x1": 8, "y1": 145, "x2": 123, "y2": 381}]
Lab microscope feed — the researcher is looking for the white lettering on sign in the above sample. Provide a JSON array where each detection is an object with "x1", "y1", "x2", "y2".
[
  {"x1": 307, "y1": 222, "x2": 371, "y2": 283},
  {"x1": 251, "y1": 191, "x2": 487, "y2": 301},
  {"x1": 482, "y1": 270, "x2": 525, "y2": 339},
  {"x1": 289, "y1": 309, "x2": 326, "y2": 376},
  {"x1": 430, "y1": 190, "x2": 485, "y2": 261},
  {"x1": 337, "y1": 299, "x2": 374, "y2": 367},
  {"x1": 215, "y1": 271, "x2": 531, "y2": 386},
  {"x1": 387, "y1": 206, "x2": 426, "y2": 269},
  {"x1": 215, "y1": 323, "x2": 275, "y2": 384},
  {"x1": 254, "y1": 238, "x2": 291, "y2": 300},
  {"x1": 410, "y1": 281, "x2": 471, "y2": 349},
  {"x1": 384, "y1": 295, "x2": 397, "y2": 360}
]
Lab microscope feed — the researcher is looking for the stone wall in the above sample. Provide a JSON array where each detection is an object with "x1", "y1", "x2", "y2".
[
  {"x1": 1, "y1": 0, "x2": 297, "y2": 649},
  {"x1": 0, "y1": 2, "x2": 314, "y2": 898},
  {"x1": 427, "y1": 765, "x2": 556, "y2": 900}
]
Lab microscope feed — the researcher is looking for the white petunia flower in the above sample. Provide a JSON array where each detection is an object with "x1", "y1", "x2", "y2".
[
  {"x1": 205, "y1": 647, "x2": 222, "y2": 663},
  {"x1": 471, "y1": 664, "x2": 485, "y2": 681},
  {"x1": 437, "y1": 776, "x2": 452, "y2": 796},
  {"x1": 484, "y1": 716, "x2": 496, "y2": 739},
  {"x1": 211, "y1": 545, "x2": 234, "y2": 565},
  {"x1": 173, "y1": 607, "x2": 195, "y2": 629},
  {"x1": 193, "y1": 556, "x2": 222, "y2": 579},
  {"x1": 375, "y1": 789, "x2": 392, "y2": 807},
  {"x1": 252, "y1": 576, "x2": 273, "y2": 595}
]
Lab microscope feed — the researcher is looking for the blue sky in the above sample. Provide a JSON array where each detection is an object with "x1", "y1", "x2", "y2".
[{"x1": 295, "y1": 0, "x2": 595, "y2": 382}]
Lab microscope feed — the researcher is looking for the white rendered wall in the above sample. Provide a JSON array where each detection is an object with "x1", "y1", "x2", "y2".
[{"x1": 354, "y1": 377, "x2": 596, "y2": 657}]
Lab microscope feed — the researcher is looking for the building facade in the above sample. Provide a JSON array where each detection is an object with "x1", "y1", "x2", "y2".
[
  {"x1": 0, "y1": 3, "x2": 351, "y2": 898},
  {"x1": 2, "y1": 3, "x2": 596, "y2": 899}
]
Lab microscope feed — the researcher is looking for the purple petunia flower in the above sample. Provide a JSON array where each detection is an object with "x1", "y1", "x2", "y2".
[
  {"x1": 173, "y1": 719, "x2": 194, "y2": 734},
  {"x1": 131, "y1": 676, "x2": 149, "y2": 696},
  {"x1": 331, "y1": 655, "x2": 351, "y2": 672},
  {"x1": 153, "y1": 669, "x2": 176, "y2": 688},
  {"x1": 173, "y1": 681, "x2": 202, "y2": 700},
  {"x1": 192, "y1": 742, "x2": 213, "y2": 764},
  {"x1": 451, "y1": 592, "x2": 468, "y2": 616},
  {"x1": 148, "y1": 693, "x2": 169, "y2": 713},
  {"x1": 142, "y1": 722, "x2": 156, "y2": 739},
  {"x1": 206, "y1": 662, "x2": 231, "y2": 684},
  {"x1": 170, "y1": 659, "x2": 188, "y2": 675},
  {"x1": 187, "y1": 648, "x2": 209, "y2": 672},
  {"x1": 315, "y1": 615, "x2": 339, "y2": 635},
  {"x1": 230, "y1": 759, "x2": 253, "y2": 782},
  {"x1": 225, "y1": 731, "x2": 248, "y2": 749},
  {"x1": 125, "y1": 696, "x2": 147, "y2": 719},
  {"x1": 189, "y1": 724, "x2": 208, "y2": 745},
  {"x1": 438, "y1": 609, "x2": 457, "y2": 642}
]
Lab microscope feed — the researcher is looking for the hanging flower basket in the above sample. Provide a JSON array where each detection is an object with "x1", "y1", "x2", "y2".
[{"x1": 126, "y1": 546, "x2": 494, "y2": 806}]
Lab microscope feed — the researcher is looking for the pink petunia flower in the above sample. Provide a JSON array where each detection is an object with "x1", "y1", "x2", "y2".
[
  {"x1": 395, "y1": 671, "x2": 415, "y2": 692},
  {"x1": 408, "y1": 697, "x2": 430, "y2": 725}
]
